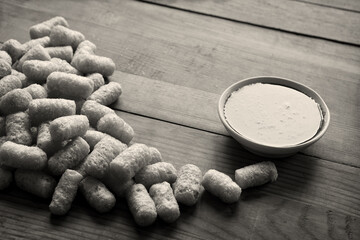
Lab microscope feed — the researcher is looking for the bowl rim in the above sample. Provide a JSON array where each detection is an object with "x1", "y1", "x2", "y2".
[{"x1": 218, "y1": 76, "x2": 331, "y2": 150}]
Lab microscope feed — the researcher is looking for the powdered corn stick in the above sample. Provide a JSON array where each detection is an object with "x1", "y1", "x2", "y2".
[
  {"x1": 97, "y1": 113, "x2": 134, "y2": 144},
  {"x1": 50, "y1": 58, "x2": 80, "y2": 75},
  {"x1": 173, "y1": 164, "x2": 202, "y2": 206},
  {"x1": 46, "y1": 46, "x2": 73, "y2": 62},
  {"x1": 0, "y1": 89, "x2": 32, "y2": 115},
  {"x1": 0, "y1": 166, "x2": 13, "y2": 190},
  {"x1": 110, "y1": 143, "x2": 151, "y2": 182},
  {"x1": 87, "y1": 73, "x2": 105, "y2": 91},
  {"x1": 73, "y1": 40, "x2": 96, "y2": 56},
  {"x1": 149, "y1": 182, "x2": 180, "y2": 223},
  {"x1": 49, "y1": 169, "x2": 83, "y2": 215},
  {"x1": 49, "y1": 115, "x2": 89, "y2": 142},
  {"x1": 28, "y1": 98, "x2": 76, "y2": 126},
  {"x1": 23, "y1": 84, "x2": 48, "y2": 99},
  {"x1": 0, "y1": 75, "x2": 22, "y2": 98},
  {"x1": 135, "y1": 162, "x2": 177, "y2": 189},
  {"x1": 30, "y1": 16, "x2": 69, "y2": 39},
  {"x1": 0, "y1": 117, "x2": 5, "y2": 136},
  {"x1": 5, "y1": 112, "x2": 33, "y2": 146},
  {"x1": 71, "y1": 53, "x2": 115, "y2": 77},
  {"x1": 81, "y1": 100, "x2": 115, "y2": 127},
  {"x1": 0, "y1": 50, "x2": 12, "y2": 66},
  {"x1": 0, "y1": 59, "x2": 11, "y2": 78},
  {"x1": 37, "y1": 122, "x2": 66, "y2": 156},
  {"x1": 23, "y1": 36, "x2": 51, "y2": 52},
  {"x1": 48, "y1": 137, "x2": 90, "y2": 176},
  {"x1": 50, "y1": 25, "x2": 85, "y2": 50},
  {"x1": 0, "y1": 141, "x2": 47, "y2": 170},
  {"x1": 126, "y1": 184, "x2": 157, "y2": 226},
  {"x1": 202, "y1": 169, "x2": 241, "y2": 204},
  {"x1": 148, "y1": 147, "x2": 163, "y2": 164},
  {"x1": 88, "y1": 82, "x2": 122, "y2": 106},
  {"x1": 10, "y1": 69, "x2": 30, "y2": 88},
  {"x1": 16, "y1": 45, "x2": 51, "y2": 72},
  {"x1": 79, "y1": 176, "x2": 116, "y2": 213},
  {"x1": 14, "y1": 169, "x2": 56, "y2": 198},
  {"x1": 1, "y1": 39, "x2": 25, "y2": 63},
  {"x1": 47, "y1": 72, "x2": 94, "y2": 99},
  {"x1": 234, "y1": 161, "x2": 278, "y2": 189},
  {"x1": 102, "y1": 174, "x2": 134, "y2": 199},
  {"x1": 22, "y1": 60, "x2": 58, "y2": 83},
  {"x1": 83, "y1": 135, "x2": 127, "y2": 179},
  {"x1": 82, "y1": 129, "x2": 106, "y2": 151}
]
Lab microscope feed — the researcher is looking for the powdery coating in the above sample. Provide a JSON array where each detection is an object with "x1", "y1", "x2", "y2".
[
  {"x1": 102, "y1": 175, "x2": 134, "y2": 199},
  {"x1": 50, "y1": 25, "x2": 85, "y2": 50},
  {"x1": 71, "y1": 54, "x2": 115, "y2": 76},
  {"x1": 149, "y1": 182, "x2": 180, "y2": 223},
  {"x1": 0, "y1": 59, "x2": 11, "y2": 78},
  {"x1": 173, "y1": 164, "x2": 202, "y2": 206},
  {"x1": 14, "y1": 169, "x2": 56, "y2": 198},
  {"x1": 28, "y1": 98, "x2": 76, "y2": 126},
  {"x1": 22, "y1": 60, "x2": 58, "y2": 83},
  {"x1": 84, "y1": 135, "x2": 127, "y2": 179},
  {"x1": 202, "y1": 169, "x2": 241, "y2": 204},
  {"x1": 0, "y1": 117, "x2": 5, "y2": 136},
  {"x1": 82, "y1": 129, "x2": 106, "y2": 151},
  {"x1": 46, "y1": 46, "x2": 73, "y2": 62},
  {"x1": 148, "y1": 147, "x2": 163, "y2": 164},
  {"x1": 81, "y1": 100, "x2": 114, "y2": 127},
  {"x1": 1, "y1": 39, "x2": 25, "y2": 63},
  {"x1": 97, "y1": 113, "x2": 134, "y2": 144},
  {"x1": 110, "y1": 143, "x2": 151, "y2": 182},
  {"x1": 88, "y1": 82, "x2": 122, "y2": 106},
  {"x1": 73, "y1": 40, "x2": 96, "y2": 56},
  {"x1": 5, "y1": 112, "x2": 32, "y2": 146},
  {"x1": 23, "y1": 84, "x2": 48, "y2": 99},
  {"x1": 135, "y1": 162, "x2": 177, "y2": 189},
  {"x1": 49, "y1": 169, "x2": 83, "y2": 215},
  {"x1": 235, "y1": 161, "x2": 278, "y2": 189},
  {"x1": 0, "y1": 141, "x2": 47, "y2": 170},
  {"x1": 23, "y1": 36, "x2": 51, "y2": 52},
  {"x1": 10, "y1": 69, "x2": 28, "y2": 88},
  {"x1": 37, "y1": 122, "x2": 65, "y2": 156},
  {"x1": 48, "y1": 137, "x2": 90, "y2": 176},
  {"x1": 17, "y1": 45, "x2": 51, "y2": 72},
  {"x1": 30, "y1": 16, "x2": 69, "y2": 39},
  {"x1": 126, "y1": 184, "x2": 157, "y2": 226},
  {"x1": 49, "y1": 115, "x2": 89, "y2": 142},
  {"x1": 79, "y1": 176, "x2": 116, "y2": 213},
  {"x1": 47, "y1": 72, "x2": 94, "y2": 99},
  {"x1": 0, "y1": 167, "x2": 13, "y2": 190},
  {"x1": 87, "y1": 73, "x2": 105, "y2": 91},
  {"x1": 0, "y1": 51, "x2": 12, "y2": 66},
  {"x1": 50, "y1": 58, "x2": 80, "y2": 75},
  {"x1": 0, "y1": 75, "x2": 22, "y2": 98},
  {"x1": 0, "y1": 89, "x2": 32, "y2": 115}
]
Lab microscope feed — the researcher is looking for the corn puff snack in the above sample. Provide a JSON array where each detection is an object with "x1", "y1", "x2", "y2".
[
  {"x1": 82, "y1": 129, "x2": 106, "y2": 151},
  {"x1": 47, "y1": 72, "x2": 94, "y2": 99},
  {"x1": 202, "y1": 169, "x2": 241, "y2": 204},
  {"x1": 28, "y1": 98, "x2": 76, "y2": 126},
  {"x1": 14, "y1": 169, "x2": 56, "y2": 198},
  {"x1": 23, "y1": 84, "x2": 48, "y2": 99},
  {"x1": 0, "y1": 166, "x2": 13, "y2": 190},
  {"x1": 0, "y1": 89, "x2": 32, "y2": 115},
  {"x1": 102, "y1": 175, "x2": 134, "y2": 199},
  {"x1": 46, "y1": 46, "x2": 73, "y2": 62},
  {"x1": 135, "y1": 162, "x2": 177, "y2": 189},
  {"x1": 22, "y1": 59, "x2": 58, "y2": 83},
  {"x1": 48, "y1": 137, "x2": 90, "y2": 176},
  {"x1": 126, "y1": 184, "x2": 157, "y2": 226},
  {"x1": 30, "y1": 16, "x2": 69, "y2": 39},
  {"x1": 0, "y1": 50, "x2": 12, "y2": 66},
  {"x1": 87, "y1": 73, "x2": 105, "y2": 91},
  {"x1": 148, "y1": 147, "x2": 163, "y2": 164},
  {"x1": 36, "y1": 122, "x2": 66, "y2": 156},
  {"x1": 173, "y1": 164, "x2": 202, "y2": 206},
  {"x1": 71, "y1": 53, "x2": 115, "y2": 77},
  {"x1": 1, "y1": 39, "x2": 25, "y2": 63},
  {"x1": 49, "y1": 115, "x2": 89, "y2": 142},
  {"x1": 49, "y1": 169, "x2": 83, "y2": 215},
  {"x1": 10, "y1": 69, "x2": 30, "y2": 88},
  {"x1": 0, "y1": 117, "x2": 5, "y2": 136},
  {"x1": 50, "y1": 58, "x2": 80, "y2": 75},
  {"x1": 0, "y1": 59, "x2": 11, "y2": 78},
  {"x1": 84, "y1": 135, "x2": 127, "y2": 179},
  {"x1": 149, "y1": 182, "x2": 180, "y2": 223},
  {"x1": 80, "y1": 100, "x2": 115, "y2": 127},
  {"x1": 50, "y1": 25, "x2": 85, "y2": 50},
  {"x1": 79, "y1": 176, "x2": 116, "y2": 213},
  {"x1": 0, "y1": 75, "x2": 22, "y2": 98},
  {"x1": 5, "y1": 112, "x2": 33, "y2": 146},
  {"x1": 16, "y1": 45, "x2": 51, "y2": 72},
  {"x1": 73, "y1": 40, "x2": 96, "y2": 56},
  {"x1": 0, "y1": 141, "x2": 47, "y2": 170},
  {"x1": 87, "y1": 82, "x2": 122, "y2": 106},
  {"x1": 110, "y1": 143, "x2": 151, "y2": 182},
  {"x1": 23, "y1": 36, "x2": 51, "y2": 52},
  {"x1": 235, "y1": 161, "x2": 278, "y2": 189},
  {"x1": 97, "y1": 113, "x2": 134, "y2": 144}
]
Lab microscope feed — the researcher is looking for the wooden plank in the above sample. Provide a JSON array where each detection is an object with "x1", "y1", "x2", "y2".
[
  {"x1": 141, "y1": 0, "x2": 360, "y2": 45},
  {"x1": 295, "y1": 0, "x2": 360, "y2": 12},
  {"x1": 0, "y1": 0, "x2": 359, "y2": 166}
]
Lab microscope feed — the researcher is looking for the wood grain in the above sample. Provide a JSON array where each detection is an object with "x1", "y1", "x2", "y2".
[
  {"x1": 141, "y1": 0, "x2": 360, "y2": 45},
  {"x1": 295, "y1": 0, "x2": 360, "y2": 12}
]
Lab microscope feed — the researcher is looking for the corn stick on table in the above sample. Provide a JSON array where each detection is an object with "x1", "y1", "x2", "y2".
[{"x1": 0, "y1": 0, "x2": 359, "y2": 239}]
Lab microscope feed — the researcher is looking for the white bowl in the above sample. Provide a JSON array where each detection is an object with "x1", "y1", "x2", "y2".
[{"x1": 218, "y1": 76, "x2": 330, "y2": 158}]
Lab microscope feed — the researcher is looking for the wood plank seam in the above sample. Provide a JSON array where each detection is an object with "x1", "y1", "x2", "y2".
[{"x1": 292, "y1": 0, "x2": 360, "y2": 13}]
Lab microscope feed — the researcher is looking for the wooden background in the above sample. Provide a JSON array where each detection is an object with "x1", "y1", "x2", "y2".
[{"x1": 0, "y1": 0, "x2": 359, "y2": 239}]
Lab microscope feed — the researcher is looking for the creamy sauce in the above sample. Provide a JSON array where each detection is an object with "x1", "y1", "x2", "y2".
[{"x1": 224, "y1": 83, "x2": 322, "y2": 147}]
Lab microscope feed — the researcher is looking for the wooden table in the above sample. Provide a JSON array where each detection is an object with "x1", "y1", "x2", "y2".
[{"x1": 0, "y1": 0, "x2": 359, "y2": 239}]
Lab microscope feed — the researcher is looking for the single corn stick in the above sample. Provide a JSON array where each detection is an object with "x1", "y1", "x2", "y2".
[
  {"x1": 149, "y1": 182, "x2": 180, "y2": 223},
  {"x1": 49, "y1": 169, "x2": 83, "y2": 215},
  {"x1": 1, "y1": 39, "x2": 25, "y2": 63},
  {"x1": 81, "y1": 100, "x2": 114, "y2": 127},
  {"x1": 50, "y1": 58, "x2": 80, "y2": 75},
  {"x1": 23, "y1": 84, "x2": 48, "y2": 99},
  {"x1": 126, "y1": 184, "x2": 157, "y2": 227},
  {"x1": 0, "y1": 59, "x2": 11, "y2": 78},
  {"x1": 87, "y1": 82, "x2": 122, "y2": 106},
  {"x1": 173, "y1": 164, "x2": 202, "y2": 206},
  {"x1": 36, "y1": 122, "x2": 66, "y2": 156},
  {"x1": 0, "y1": 50, "x2": 12, "y2": 66},
  {"x1": 5, "y1": 112, "x2": 33, "y2": 146},
  {"x1": 79, "y1": 176, "x2": 116, "y2": 213},
  {"x1": 0, "y1": 89, "x2": 32, "y2": 115},
  {"x1": 234, "y1": 161, "x2": 278, "y2": 189},
  {"x1": 148, "y1": 147, "x2": 163, "y2": 164},
  {"x1": 30, "y1": 16, "x2": 69, "y2": 39},
  {"x1": 102, "y1": 175, "x2": 134, "y2": 199},
  {"x1": 14, "y1": 169, "x2": 56, "y2": 198},
  {"x1": 82, "y1": 129, "x2": 106, "y2": 151},
  {"x1": 73, "y1": 40, "x2": 96, "y2": 56},
  {"x1": 202, "y1": 169, "x2": 241, "y2": 204},
  {"x1": 97, "y1": 113, "x2": 134, "y2": 144},
  {"x1": 49, "y1": 115, "x2": 89, "y2": 142},
  {"x1": 10, "y1": 69, "x2": 30, "y2": 88},
  {"x1": 23, "y1": 36, "x2": 51, "y2": 52},
  {"x1": 16, "y1": 45, "x2": 51, "y2": 72},
  {"x1": 71, "y1": 53, "x2": 115, "y2": 76},
  {"x1": 0, "y1": 75, "x2": 22, "y2": 98},
  {"x1": 22, "y1": 60, "x2": 58, "y2": 83},
  {"x1": 87, "y1": 73, "x2": 105, "y2": 91},
  {"x1": 50, "y1": 25, "x2": 85, "y2": 50},
  {"x1": 46, "y1": 46, "x2": 73, "y2": 62},
  {"x1": 0, "y1": 166, "x2": 13, "y2": 190},
  {"x1": 135, "y1": 162, "x2": 177, "y2": 189},
  {"x1": 28, "y1": 98, "x2": 76, "y2": 126}
]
